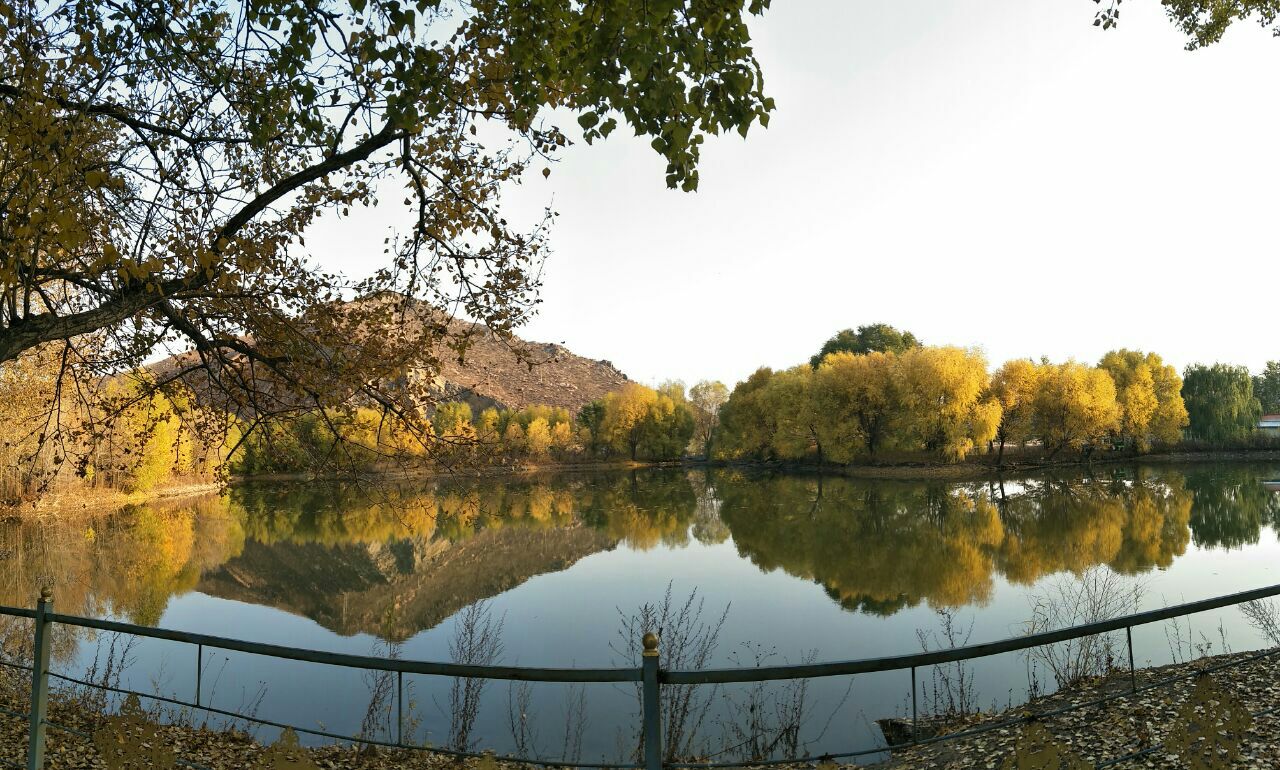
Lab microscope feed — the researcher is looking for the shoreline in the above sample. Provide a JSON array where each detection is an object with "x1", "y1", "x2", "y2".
[
  {"x1": 0, "y1": 481, "x2": 224, "y2": 522},
  {"x1": 8, "y1": 447, "x2": 1280, "y2": 521},
  {"x1": 711, "y1": 447, "x2": 1280, "y2": 481}
]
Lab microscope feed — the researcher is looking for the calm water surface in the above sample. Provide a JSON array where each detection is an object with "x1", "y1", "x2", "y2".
[{"x1": 3, "y1": 464, "x2": 1279, "y2": 763}]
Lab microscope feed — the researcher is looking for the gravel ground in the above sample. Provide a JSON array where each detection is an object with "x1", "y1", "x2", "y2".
[{"x1": 873, "y1": 647, "x2": 1280, "y2": 769}]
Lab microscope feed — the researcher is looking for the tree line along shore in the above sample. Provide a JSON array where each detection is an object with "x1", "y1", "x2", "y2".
[{"x1": 4, "y1": 325, "x2": 1280, "y2": 511}]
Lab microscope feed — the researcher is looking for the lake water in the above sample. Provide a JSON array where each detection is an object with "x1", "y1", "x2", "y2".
[{"x1": 2, "y1": 463, "x2": 1279, "y2": 764}]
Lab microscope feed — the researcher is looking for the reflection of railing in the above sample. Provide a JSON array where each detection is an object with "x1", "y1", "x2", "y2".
[{"x1": 3, "y1": 582, "x2": 1280, "y2": 770}]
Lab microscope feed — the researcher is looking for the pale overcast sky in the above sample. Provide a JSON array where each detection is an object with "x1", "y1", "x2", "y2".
[{"x1": 310, "y1": 1, "x2": 1280, "y2": 389}]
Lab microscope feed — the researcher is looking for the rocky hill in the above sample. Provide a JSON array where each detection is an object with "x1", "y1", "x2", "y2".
[
  {"x1": 426, "y1": 319, "x2": 629, "y2": 415},
  {"x1": 150, "y1": 303, "x2": 629, "y2": 419}
]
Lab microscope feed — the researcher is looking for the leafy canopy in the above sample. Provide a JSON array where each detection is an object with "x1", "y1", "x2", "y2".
[
  {"x1": 0, "y1": 0, "x2": 775, "y2": 463},
  {"x1": 1182, "y1": 363, "x2": 1261, "y2": 443}
]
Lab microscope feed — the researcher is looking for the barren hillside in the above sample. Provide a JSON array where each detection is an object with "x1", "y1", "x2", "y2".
[{"x1": 427, "y1": 319, "x2": 629, "y2": 415}]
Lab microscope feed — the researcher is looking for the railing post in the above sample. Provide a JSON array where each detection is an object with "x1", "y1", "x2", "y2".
[
  {"x1": 396, "y1": 671, "x2": 403, "y2": 746},
  {"x1": 195, "y1": 644, "x2": 203, "y2": 708},
  {"x1": 27, "y1": 587, "x2": 53, "y2": 770},
  {"x1": 641, "y1": 632, "x2": 662, "y2": 770},
  {"x1": 1126, "y1": 626, "x2": 1136, "y2": 693},
  {"x1": 910, "y1": 666, "x2": 918, "y2": 744}
]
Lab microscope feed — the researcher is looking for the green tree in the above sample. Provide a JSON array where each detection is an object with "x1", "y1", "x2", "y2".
[
  {"x1": 1254, "y1": 361, "x2": 1280, "y2": 414},
  {"x1": 576, "y1": 400, "x2": 607, "y2": 457},
  {"x1": 434, "y1": 403, "x2": 474, "y2": 438},
  {"x1": 688, "y1": 380, "x2": 729, "y2": 457},
  {"x1": 715, "y1": 368, "x2": 778, "y2": 460},
  {"x1": 1182, "y1": 364, "x2": 1261, "y2": 443},
  {"x1": 759, "y1": 366, "x2": 823, "y2": 462},
  {"x1": 810, "y1": 324, "x2": 921, "y2": 368}
]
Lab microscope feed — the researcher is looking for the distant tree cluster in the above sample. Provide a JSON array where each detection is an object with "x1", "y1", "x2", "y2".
[
  {"x1": 234, "y1": 381, "x2": 707, "y2": 473},
  {"x1": 716, "y1": 334, "x2": 1190, "y2": 464},
  {"x1": 578, "y1": 383, "x2": 697, "y2": 462}
]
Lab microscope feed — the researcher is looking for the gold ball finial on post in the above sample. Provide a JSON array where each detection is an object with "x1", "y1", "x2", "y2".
[
  {"x1": 39, "y1": 585, "x2": 53, "y2": 602},
  {"x1": 642, "y1": 632, "x2": 659, "y2": 658}
]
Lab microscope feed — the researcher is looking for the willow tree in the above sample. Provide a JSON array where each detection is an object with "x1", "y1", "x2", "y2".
[
  {"x1": 1032, "y1": 362, "x2": 1120, "y2": 458},
  {"x1": 1181, "y1": 363, "x2": 1261, "y2": 443},
  {"x1": 989, "y1": 358, "x2": 1044, "y2": 464},
  {"x1": 0, "y1": 0, "x2": 775, "y2": 473},
  {"x1": 896, "y1": 346, "x2": 1001, "y2": 461},
  {"x1": 1097, "y1": 349, "x2": 1188, "y2": 451}
]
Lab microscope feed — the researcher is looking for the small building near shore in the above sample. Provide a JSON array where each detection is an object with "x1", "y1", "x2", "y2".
[{"x1": 1260, "y1": 414, "x2": 1280, "y2": 432}]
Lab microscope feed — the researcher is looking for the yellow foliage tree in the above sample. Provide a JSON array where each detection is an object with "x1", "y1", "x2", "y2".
[
  {"x1": 1032, "y1": 362, "x2": 1121, "y2": 457},
  {"x1": 990, "y1": 359, "x2": 1045, "y2": 463},
  {"x1": 600, "y1": 383, "x2": 660, "y2": 461},
  {"x1": 897, "y1": 346, "x2": 1001, "y2": 461},
  {"x1": 1099, "y1": 350, "x2": 1189, "y2": 450},
  {"x1": 525, "y1": 417, "x2": 553, "y2": 458},
  {"x1": 549, "y1": 420, "x2": 576, "y2": 456},
  {"x1": 813, "y1": 351, "x2": 901, "y2": 461}
]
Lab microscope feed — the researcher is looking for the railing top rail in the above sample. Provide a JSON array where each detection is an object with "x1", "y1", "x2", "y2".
[
  {"x1": 42, "y1": 613, "x2": 641, "y2": 683},
  {"x1": 2, "y1": 580, "x2": 1276, "y2": 686},
  {"x1": 664, "y1": 580, "x2": 1280, "y2": 684},
  {"x1": 0, "y1": 604, "x2": 36, "y2": 620}
]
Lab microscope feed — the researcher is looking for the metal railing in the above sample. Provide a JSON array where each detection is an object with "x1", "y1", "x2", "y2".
[{"x1": 2, "y1": 581, "x2": 1280, "y2": 770}]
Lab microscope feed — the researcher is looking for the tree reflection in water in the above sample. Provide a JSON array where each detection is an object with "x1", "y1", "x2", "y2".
[{"x1": 2, "y1": 464, "x2": 1279, "y2": 641}]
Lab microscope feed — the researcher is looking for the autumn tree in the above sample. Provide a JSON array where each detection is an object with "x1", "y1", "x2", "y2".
[
  {"x1": 525, "y1": 417, "x2": 552, "y2": 459},
  {"x1": 990, "y1": 359, "x2": 1044, "y2": 464},
  {"x1": 0, "y1": 0, "x2": 777, "y2": 474},
  {"x1": 599, "y1": 384, "x2": 657, "y2": 461},
  {"x1": 1031, "y1": 362, "x2": 1120, "y2": 457},
  {"x1": 688, "y1": 380, "x2": 729, "y2": 457},
  {"x1": 1182, "y1": 364, "x2": 1261, "y2": 443},
  {"x1": 813, "y1": 351, "x2": 900, "y2": 460},
  {"x1": 1098, "y1": 350, "x2": 1188, "y2": 451},
  {"x1": 896, "y1": 346, "x2": 1000, "y2": 461},
  {"x1": 810, "y1": 324, "x2": 921, "y2": 368}
]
